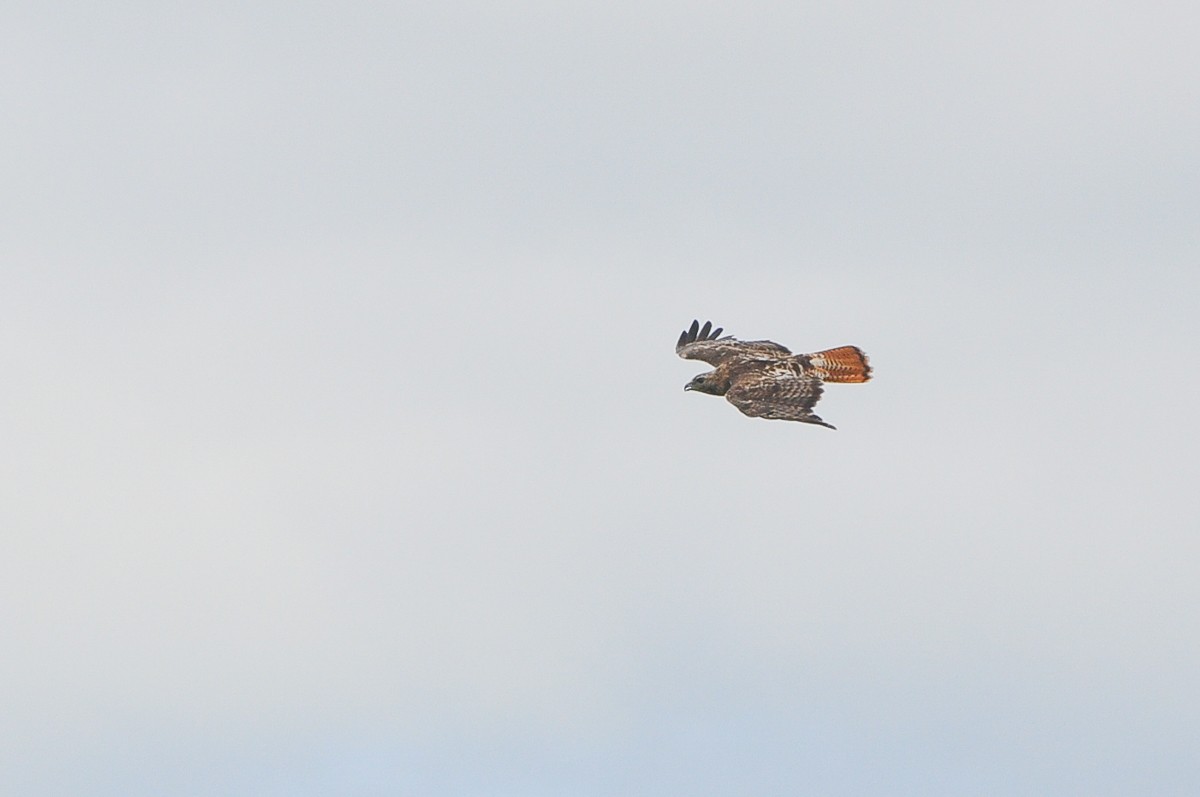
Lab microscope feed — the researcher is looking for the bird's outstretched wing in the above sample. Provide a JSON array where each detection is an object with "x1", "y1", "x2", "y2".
[
  {"x1": 675, "y1": 319, "x2": 791, "y2": 367},
  {"x1": 724, "y1": 362, "x2": 834, "y2": 429}
]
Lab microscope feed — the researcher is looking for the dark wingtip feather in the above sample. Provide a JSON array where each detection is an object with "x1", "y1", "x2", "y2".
[
  {"x1": 678, "y1": 319, "x2": 728, "y2": 350},
  {"x1": 677, "y1": 319, "x2": 700, "y2": 349}
]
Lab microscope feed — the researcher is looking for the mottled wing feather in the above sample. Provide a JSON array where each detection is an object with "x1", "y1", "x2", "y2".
[
  {"x1": 675, "y1": 319, "x2": 791, "y2": 366},
  {"x1": 724, "y1": 363, "x2": 835, "y2": 429}
]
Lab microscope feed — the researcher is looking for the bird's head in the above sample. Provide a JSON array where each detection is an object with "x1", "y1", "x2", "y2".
[{"x1": 684, "y1": 372, "x2": 724, "y2": 395}]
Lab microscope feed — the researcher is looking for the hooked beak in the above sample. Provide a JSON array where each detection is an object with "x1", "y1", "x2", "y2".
[{"x1": 683, "y1": 383, "x2": 694, "y2": 391}]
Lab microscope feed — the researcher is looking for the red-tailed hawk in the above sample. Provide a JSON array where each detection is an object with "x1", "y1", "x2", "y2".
[{"x1": 676, "y1": 319, "x2": 871, "y2": 429}]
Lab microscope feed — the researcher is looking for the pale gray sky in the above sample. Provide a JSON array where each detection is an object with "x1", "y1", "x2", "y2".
[{"x1": 3, "y1": 2, "x2": 1199, "y2": 794}]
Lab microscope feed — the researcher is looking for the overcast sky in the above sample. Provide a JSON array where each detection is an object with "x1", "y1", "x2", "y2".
[{"x1": 3, "y1": 2, "x2": 1199, "y2": 794}]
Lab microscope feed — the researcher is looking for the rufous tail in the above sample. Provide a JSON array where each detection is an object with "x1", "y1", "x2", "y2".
[{"x1": 804, "y1": 346, "x2": 872, "y2": 383}]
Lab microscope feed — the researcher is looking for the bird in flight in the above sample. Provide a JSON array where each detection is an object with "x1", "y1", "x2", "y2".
[{"x1": 676, "y1": 320, "x2": 871, "y2": 429}]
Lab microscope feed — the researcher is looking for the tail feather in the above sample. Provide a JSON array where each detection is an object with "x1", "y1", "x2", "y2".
[{"x1": 804, "y1": 346, "x2": 871, "y2": 383}]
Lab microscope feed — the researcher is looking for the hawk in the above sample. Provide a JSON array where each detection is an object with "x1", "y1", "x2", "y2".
[{"x1": 676, "y1": 320, "x2": 871, "y2": 429}]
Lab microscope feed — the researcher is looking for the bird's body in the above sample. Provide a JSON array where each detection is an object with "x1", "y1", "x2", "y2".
[{"x1": 676, "y1": 320, "x2": 871, "y2": 429}]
